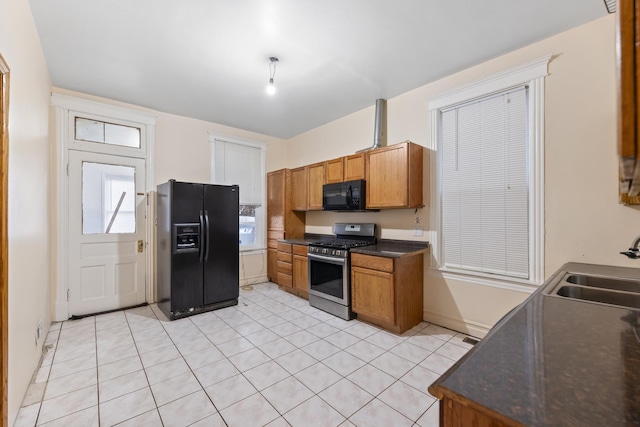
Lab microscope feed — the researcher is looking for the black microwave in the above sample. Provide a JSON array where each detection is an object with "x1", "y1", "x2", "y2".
[{"x1": 322, "y1": 179, "x2": 367, "y2": 211}]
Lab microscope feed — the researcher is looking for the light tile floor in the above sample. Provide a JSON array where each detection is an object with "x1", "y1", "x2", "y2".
[{"x1": 14, "y1": 282, "x2": 477, "y2": 427}]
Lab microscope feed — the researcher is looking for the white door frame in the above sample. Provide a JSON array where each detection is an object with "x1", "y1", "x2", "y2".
[{"x1": 52, "y1": 93, "x2": 156, "y2": 321}]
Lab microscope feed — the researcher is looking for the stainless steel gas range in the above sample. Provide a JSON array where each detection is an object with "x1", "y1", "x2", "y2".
[{"x1": 307, "y1": 223, "x2": 377, "y2": 320}]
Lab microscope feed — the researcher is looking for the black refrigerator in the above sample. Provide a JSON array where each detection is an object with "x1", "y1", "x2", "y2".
[{"x1": 156, "y1": 180, "x2": 239, "y2": 320}]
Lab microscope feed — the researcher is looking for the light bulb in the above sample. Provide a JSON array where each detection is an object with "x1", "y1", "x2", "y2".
[{"x1": 266, "y1": 78, "x2": 276, "y2": 95}]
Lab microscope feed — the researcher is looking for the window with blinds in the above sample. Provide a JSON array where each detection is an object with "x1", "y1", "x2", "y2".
[
  {"x1": 212, "y1": 138, "x2": 266, "y2": 250},
  {"x1": 440, "y1": 86, "x2": 529, "y2": 279}
]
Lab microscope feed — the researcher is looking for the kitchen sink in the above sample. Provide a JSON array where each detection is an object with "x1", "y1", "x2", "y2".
[
  {"x1": 554, "y1": 285, "x2": 640, "y2": 310},
  {"x1": 545, "y1": 273, "x2": 640, "y2": 310},
  {"x1": 565, "y1": 274, "x2": 640, "y2": 294}
]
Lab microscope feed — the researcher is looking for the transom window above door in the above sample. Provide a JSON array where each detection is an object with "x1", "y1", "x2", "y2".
[
  {"x1": 75, "y1": 117, "x2": 141, "y2": 148},
  {"x1": 67, "y1": 110, "x2": 148, "y2": 156}
]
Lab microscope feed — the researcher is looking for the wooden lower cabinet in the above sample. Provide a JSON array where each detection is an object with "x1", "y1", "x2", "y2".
[
  {"x1": 351, "y1": 266, "x2": 395, "y2": 324},
  {"x1": 292, "y1": 245, "x2": 309, "y2": 299},
  {"x1": 276, "y1": 243, "x2": 309, "y2": 299},
  {"x1": 276, "y1": 243, "x2": 293, "y2": 288},
  {"x1": 267, "y1": 248, "x2": 278, "y2": 282},
  {"x1": 351, "y1": 252, "x2": 423, "y2": 334},
  {"x1": 439, "y1": 396, "x2": 523, "y2": 427}
]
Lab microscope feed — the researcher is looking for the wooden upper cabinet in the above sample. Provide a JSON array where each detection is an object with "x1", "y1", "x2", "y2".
[
  {"x1": 307, "y1": 162, "x2": 325, "y2": 210},
  {"x1": 365, "y1": 142, "x2": 423, "y2": 209},
  {"x1": 325, "y1": 157, "x2": 345, "y2": 184},
  {"x1": 267, "y1": 169, "x2": 286, "y2": 230},
  {"x1": 291, "y1": 166, "x2": 308, "y2": 211},
  {"x1": 344, "y1": 153, "x2": 365, "y2": 181},
  {"x1": 267, "y1": 169, "x2": 305, "y2": 282},
  {"x1": 618, "y1": 0, "x2": 640, "y2": 204},
  {"x1": 266, "y1": 168, "x2": 305, "y2": 238}
]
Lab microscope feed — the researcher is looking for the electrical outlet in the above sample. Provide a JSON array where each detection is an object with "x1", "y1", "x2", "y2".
[
  {"x1": 35, "y1": 321, "x2": 42, "y2": 346},
  {"x1": 413, "y1": 226, "x2": 423, "y2": 237}
]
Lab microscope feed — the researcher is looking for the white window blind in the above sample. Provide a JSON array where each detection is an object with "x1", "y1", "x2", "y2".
[
  {"x1": 441, "y1": 86, "x2": 529, "y2": 279},
  {"x1": 214, "y1": 140, "x2": 262, "y2": 205}
]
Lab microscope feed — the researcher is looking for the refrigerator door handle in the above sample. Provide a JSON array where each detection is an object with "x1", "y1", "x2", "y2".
[
  {"x1": 199, "y1": 210, "x2": 205, "y2": 263},
  {"x1": 204, "y1": 210, "x2": 211, "y2": 262}
]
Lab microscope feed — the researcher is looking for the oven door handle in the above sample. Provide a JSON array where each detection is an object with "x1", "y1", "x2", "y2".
[{"x1": 308, "y1": 253, "x2": 347, "y2": 264}]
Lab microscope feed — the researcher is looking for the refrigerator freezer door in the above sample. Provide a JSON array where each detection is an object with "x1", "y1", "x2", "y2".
[
  {"x1": 203, "y1": 184, "x2": 240, "y2": 306},
  {"x1": 168, "y1": 181, "x2": 204, "y2": 313}
]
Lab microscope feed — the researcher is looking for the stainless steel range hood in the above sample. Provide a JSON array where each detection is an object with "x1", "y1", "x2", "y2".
[{"x1": 357, "y1": 98, "x2": 387, "y2": 153}]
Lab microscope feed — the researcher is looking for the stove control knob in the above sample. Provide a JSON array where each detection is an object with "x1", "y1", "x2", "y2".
[
  {"x1": 322, "y1": 248, "x2": 328, "y2": 254},
  {"x1": 335, "y1": 250, "x2": 342, "y2": 256}
]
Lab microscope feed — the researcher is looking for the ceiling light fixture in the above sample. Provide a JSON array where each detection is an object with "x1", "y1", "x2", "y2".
[{"x1": 266, "y1": 57, "x2": 279, "y2": 95}]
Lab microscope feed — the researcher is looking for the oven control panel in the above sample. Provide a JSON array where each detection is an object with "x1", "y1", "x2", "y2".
[{"x1": 308, "y1": 246, "x2": 346, "y2": 258}]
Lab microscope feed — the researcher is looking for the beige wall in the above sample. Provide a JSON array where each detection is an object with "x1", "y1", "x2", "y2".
[
  {"x1": 285, "y1": 15, "x2": 637, "y2": 337},
  {"x1": 1, "y1": 0, "x2": 53, "y2": 424},
  {"x1": 153, "y1": 110, "x2": 287, "y2": 287},
  {"x1": 52, "y1": 87, "x2": 288, "y2": 293}
]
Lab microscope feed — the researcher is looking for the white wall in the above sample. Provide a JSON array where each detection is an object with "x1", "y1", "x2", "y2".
[
  {"x1": 285, "y1": 15, "x2": 636, "y2": 337},
  {"x1": 0, "y1": 0, "x2": 52, "y2": 424}
]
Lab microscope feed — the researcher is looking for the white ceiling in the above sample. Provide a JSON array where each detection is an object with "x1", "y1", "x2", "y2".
[{"x1": 28, "y1": 0, "x2": 608, "y2": 139}]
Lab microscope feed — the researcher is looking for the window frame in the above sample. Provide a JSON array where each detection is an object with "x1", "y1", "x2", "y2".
[
  {"x1": 209, "y1": 133, "x2": 267, "y2": 252},
  {"x1": 69, "y1": 110, "x2": 146, "y2": 156},
  {"x1": 427, "y1": 55, "x2": 550, "y2": 290}
]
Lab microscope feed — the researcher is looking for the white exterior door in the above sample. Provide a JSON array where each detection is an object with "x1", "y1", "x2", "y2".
[{"x1": 68, "y1": 150, "x2": 147, "y2": 316}]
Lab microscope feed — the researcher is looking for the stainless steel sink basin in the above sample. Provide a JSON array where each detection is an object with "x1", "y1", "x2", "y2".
[
  {"x1": 554, "y1": 285, "x2": 640, "y2": 310},
  {"x1": 565, "y1": 274, "x2": 640, "y2": 294},
  {"x1": 545, "y1": 272, "x2": 640, "y2": 310}
]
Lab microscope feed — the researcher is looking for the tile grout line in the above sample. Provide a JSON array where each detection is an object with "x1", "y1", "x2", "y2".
[{"x1": 122, "y1": 306, "x2": 166, "y2": 427}]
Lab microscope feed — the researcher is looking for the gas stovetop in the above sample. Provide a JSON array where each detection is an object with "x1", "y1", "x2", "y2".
[
  {"x1": 309, "y1": 238, "x2": 375, "y2": 249},
  {"x1": 307, "y1": 223, "x2": 377, "y2": 258}
]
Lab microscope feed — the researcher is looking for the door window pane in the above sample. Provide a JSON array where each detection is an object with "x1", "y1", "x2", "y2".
[
  {"x1": 75, "y1": 117, "x2": 141, "y2": 148},
  {"x1": 82, "y1": 162, "x2": 136, "y2": 234}
]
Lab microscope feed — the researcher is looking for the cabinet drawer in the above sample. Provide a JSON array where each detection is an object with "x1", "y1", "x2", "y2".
[
  {"x1": 277, "y1": 272, "x2": 292, "y2": 287},
  {"x1": 267, "y1": 239, "x2": 279, "y2": 249},
  {"x1": 277, "y1": 242, "x2": 292, "y2": 253},
  {"x1": 268, "y1": 230, "x2": 285, "y2": 241},
  {"x1": 277, "y1": 260, "x2": 292, "y2": 274},
  {"x1": 293, "y1": 245, "x2": 308, "y2": 256},
  {"x1": 351, "y1": 253, "x2": 394, "y2": 272},
  {"x1": 277, "y1": 252, "x2": 292, "y2": 263}
]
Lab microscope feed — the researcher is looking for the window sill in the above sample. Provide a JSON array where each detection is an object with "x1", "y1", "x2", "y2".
[{"x1": 428, "y1": 266, "x2": 540, "y2": 294}]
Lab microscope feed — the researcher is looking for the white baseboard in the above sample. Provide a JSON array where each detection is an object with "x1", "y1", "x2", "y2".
[
  {"x1": 240, "y1": 274, "x2": 269, "y2": 287},
  {"x1": 53, "y1": 301, "x2": 69, "y2": 322},
  {"x1": 423, "y1": 309, "x2": 492, "y2": 339}
]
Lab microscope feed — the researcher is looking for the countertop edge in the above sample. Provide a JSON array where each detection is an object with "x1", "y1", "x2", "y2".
[
  {"x1": 427, "y1": 261, "x2": 640, "y2": 426},
  {"x1": 351, "y1": 240, "x2": 429, "y2": 258}
]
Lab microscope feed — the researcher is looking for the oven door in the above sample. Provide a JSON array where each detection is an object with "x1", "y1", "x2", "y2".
[{"x1": 307, "y1": 253, "x2": 349, "y2": 305}]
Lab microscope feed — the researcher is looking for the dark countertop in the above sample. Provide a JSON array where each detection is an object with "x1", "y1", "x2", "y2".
[
  {"x1": 428, "y1": 262, "x2": 640, "y2": 426},
  {"x1": 278, "y1": 233, "x2": 331, "y2": 246},
  {"x1": 351, "y1": 239, "x2": 429, "y2": 258}
]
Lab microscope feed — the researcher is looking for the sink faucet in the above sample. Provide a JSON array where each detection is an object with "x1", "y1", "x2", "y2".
[{"x1": 620, "y1": 234, "x2": 640, "y2": 259}]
